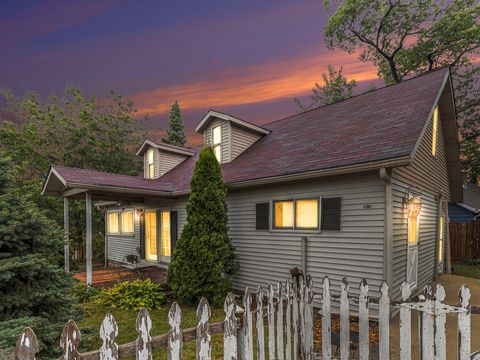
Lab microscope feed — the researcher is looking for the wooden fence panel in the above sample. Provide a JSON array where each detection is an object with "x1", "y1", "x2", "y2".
[{"x1": 450, "y1": 220, "x2": 480, "y2": 261}]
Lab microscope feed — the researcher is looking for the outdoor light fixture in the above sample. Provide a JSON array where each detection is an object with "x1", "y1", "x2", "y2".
[
  {"x1": 404, "y1": 188, "x2": 422, "y2": 219},
  {"x1": 136, "y1": 208, "x2": 144, "y2": 217}
]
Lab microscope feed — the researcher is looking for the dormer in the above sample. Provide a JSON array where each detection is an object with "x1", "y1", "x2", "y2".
[
  {"x1": 136, "y1": 140, "x2": 195, "y2": 179},
  {"x1": 195, "y1": 110, "x2": 270, "y2": 164}
]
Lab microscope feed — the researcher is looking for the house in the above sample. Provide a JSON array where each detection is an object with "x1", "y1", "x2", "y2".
[
  {"x1": 42, "y1": 68, "x2": 462, "y2": 300},
  {"x1": 449, "y1": 182, "x2": 480, "y2": 223}
]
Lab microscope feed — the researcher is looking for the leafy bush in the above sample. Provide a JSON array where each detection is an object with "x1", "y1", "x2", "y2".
[{"x1": 93, "y1": 279, "x2": 165, "y2": 311}]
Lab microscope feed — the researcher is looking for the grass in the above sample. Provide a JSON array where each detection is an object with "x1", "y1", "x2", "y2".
[
  {"x1": 452, "y1": 263, "x2": 480, "y2": 279},
  {"x1": 79, "y1": 302, "x2": 226, "y2": 359}
]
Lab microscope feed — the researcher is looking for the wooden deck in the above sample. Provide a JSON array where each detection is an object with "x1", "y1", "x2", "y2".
[{"x1": 73, "y1": 266, "x2": 168, "y2": 288}]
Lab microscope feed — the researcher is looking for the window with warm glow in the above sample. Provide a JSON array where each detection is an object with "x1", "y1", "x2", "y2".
[
  {"x1": 161, "y1": 211, "x2": 171, "y2": 257},
  {"x1": 274, "y1": 198, "x2": 319, "y2": 230},
  {"x1": 107, "y1": 212, "x2": 119, "y2": 234},
  {"x1": 274, "y1": 200, "x2": 294, "y2": 228},
  {"x1": 432, "y1": 106, "x2": 439, "y2": 156},
  {"x1": 438, "y1": 216, "x2": 444, "y2": 262},
  {"x1": 296, "y1": 199, "x2": 319, "y2": 229},
  {"x1": 147, "y1": 148, "x2": 155, "y2": 178},
  {"x1": 408, "y1": 216, "x2": 419, "y2": 245},
  {"x1": 121, "y1": 210, "x2": 134, "y2": 233},
  {"x1": 212, "y1": 125, "x2": 222, "y2": 162}
]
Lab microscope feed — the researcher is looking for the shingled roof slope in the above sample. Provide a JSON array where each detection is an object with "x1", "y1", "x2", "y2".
[{"x1": 45, "y1": 68, "x2": 449, "y2": 194}]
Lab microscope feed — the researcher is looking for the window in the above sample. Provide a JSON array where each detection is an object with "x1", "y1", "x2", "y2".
[
  {"x1": 274, "y1": 200, "x2": 294, "y2": 229},
  {"x1": 107, "y1": 209, "x2": 134, "y2": 235},
  {"x1": 146, "y1": 148, "x2": 155, "y2": 179},
  {"x1": 107, "y1": 212, "x2": 119, "y2": 234},
  {"x1": 408, "y1": 216, "x2": 419, "y2": 245},
  {"x1": 212, "y1": 125, "x2": 222, "y2": 162},
  {"x1": 256, "y1": 203, "x2": 270, "y2": 230},
  {"x1": 296, "y1": 199, "x2": 319, "y2": 229},
  {"x1": 273, "y1": 198, "x2": 320, "y2": 230},
  {"x1": 161, "y1": 211, "x2": 171, "y2": 257},
  {"x1": 121, "y1": 210, "x2": 134, "y2": 234},
  {"x1": 432, "y1": 106, "x2": 439, "y2": 156},
  {"x1": 321, "y1": 198, "x2": 341, "y2": 230}
]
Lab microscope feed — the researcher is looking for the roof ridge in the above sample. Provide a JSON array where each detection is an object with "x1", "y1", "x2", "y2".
[{"x1": 262, "y1": 66, "x2": 450, "y2": 128}]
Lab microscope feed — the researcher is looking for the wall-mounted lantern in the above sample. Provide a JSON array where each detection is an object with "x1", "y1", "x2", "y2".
[{"x1": 406, "y1": 196, "x2": 422, "y2": 219}]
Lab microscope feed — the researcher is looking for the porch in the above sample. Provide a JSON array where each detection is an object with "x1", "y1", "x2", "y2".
[{"x1": 73, "y1": 265, "x2": 168, "y2": 289}]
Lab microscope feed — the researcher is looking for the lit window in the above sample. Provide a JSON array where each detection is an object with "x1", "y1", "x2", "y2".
[
  {"x1": 432, "y1": 106, "x2": 439, "y2": 156},
  {"x1": 212, "y1": 125, "x2": 222, "y2": 162},
  {"x1": 107, "y1": 212, "x2": 119, "y2": 234},
  {"x1": 408, "y1": 217, "x2": 418, "y2": 244},
  {"x1": 147, "y1": 148, "x2": 155, "y2": 178},
  {"x1": 438, "y1": 216, "x2": 444, "y2": 262},
  {"x1": 121, "y1": 210, "x2": 134, "y2": 233},
  {"x1": 274, "y1": 199, "x2": 319, "y2": 229},
  {"x1": 296, "y1": 199, "x2": 319, "y2": 229},
  {"x1": 274, "y1": 200, "x2": 294, "y2": 228},
  {"x1": 161, "y1": 211, "x2": 171, "y2": 257}
]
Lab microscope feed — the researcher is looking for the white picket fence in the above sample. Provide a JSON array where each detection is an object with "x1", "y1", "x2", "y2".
[{"x1": 9, "y1": 275, "x2": 480, "y2": 360}]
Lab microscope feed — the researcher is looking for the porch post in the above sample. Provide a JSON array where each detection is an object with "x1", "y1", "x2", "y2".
[
  {"x1": 86, "y1": 192, "x2": 93, "y2": 285},
  {"x1": 64, "y1": 197, "x2": 70, "y2": 272}
]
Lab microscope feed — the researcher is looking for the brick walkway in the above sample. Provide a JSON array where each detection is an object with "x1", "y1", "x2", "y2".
[{"x1": 73, "y1": 266, "x2": 168, "y2": 288}]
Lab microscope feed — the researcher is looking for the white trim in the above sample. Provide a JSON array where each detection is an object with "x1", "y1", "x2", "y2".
[
  {"x1": 456, "y1": 202, "x2": 480, "y2": 213},
  {"x1": 136, "y1": 139, "x2": 195, "y2": 156},
  {"x1": 195, "y1": 110, "x2": 271, "y2": 135},
  {"x1": 41, "y1": 167, "x2": 67, "y2": 195}
]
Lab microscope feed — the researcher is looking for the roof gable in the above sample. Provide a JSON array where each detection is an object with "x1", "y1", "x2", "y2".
[{"x1": 195, "y1": 110, "x2": 270, "y2": 135}]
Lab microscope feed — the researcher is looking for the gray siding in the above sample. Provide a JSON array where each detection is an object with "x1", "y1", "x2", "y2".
[
  {"x1": 227, "y1": 172, "x2": 386, "y2": 299},
  {"x1": 159, "y1": 151, "x2": 188, "y2": 176},
  {"x1": 391, "y1": 107, "x2": 450, "y2": 299},
  {"x1": 203, "y1": 119, "x2": 230, "y2": 163},
  {"x1": 230, "y1": 124, "x2": 262, "y2": 160},
  {"x1": 106, "y1": 199, "x2": 188, "y2": 264}
]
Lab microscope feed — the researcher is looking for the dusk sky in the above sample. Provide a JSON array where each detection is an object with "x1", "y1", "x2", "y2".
[{"x1": 0, "y1": 0, "x2": 382, "y2": 144}]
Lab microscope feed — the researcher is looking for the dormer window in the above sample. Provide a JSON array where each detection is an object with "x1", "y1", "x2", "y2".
[
  {"x1": 212, "y1": 125, "x2": 222, "y2": 162},
  {"x1": 147, "y1": 148, "x2": 155, "y2": 179},
  {"x1": 432, "y1": 106, "x2": 439, "y2": 157}
]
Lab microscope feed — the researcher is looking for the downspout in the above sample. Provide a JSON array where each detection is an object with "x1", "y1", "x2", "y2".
[
  {"x1": 433, "y1": 193, "x2": 443, "y2": 280},
  {"x1": 380, "y1": 168, "x2": 393, "y2": 291}
]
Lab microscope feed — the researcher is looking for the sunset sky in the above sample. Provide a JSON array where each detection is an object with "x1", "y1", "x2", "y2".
[{"x1": 0, "y1": 0, "x2": 382, "y2": 143}]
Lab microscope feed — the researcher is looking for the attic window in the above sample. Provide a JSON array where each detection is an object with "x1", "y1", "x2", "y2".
[
  {"x1": 212, "y1": 125, "x2": 222, "y2": 162},
  {"x1": 146, "y1": 148, "x2": 155, "y2": 179},
  {"x1": 432, "y1": 106, "x2": 439, "y2": 157}
]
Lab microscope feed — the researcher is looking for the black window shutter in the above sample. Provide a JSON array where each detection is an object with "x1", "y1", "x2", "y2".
[
  {"x1": 321, "y1": 197, "x2": 341, "y2": 230},
  {"x1": 170, "y1": 211, "x2": 178, "y2": 252},
  {"x1": 256, "y1": 203, "x2": 270, "y2": 230}
]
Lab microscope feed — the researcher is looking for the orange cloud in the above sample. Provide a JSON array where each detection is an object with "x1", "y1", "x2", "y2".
[{"x1": 130, "y1": 51, "x2": 378, "y2": 116}]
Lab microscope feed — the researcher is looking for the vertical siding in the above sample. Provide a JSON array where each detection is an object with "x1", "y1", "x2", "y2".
[
  {"x1": 227, "y1": 172, "x2": 385, "y2": 299},
  {"x1": 159, "y1": 151, "x2": 187, "y2": 176},
  {"x1": 230, "y1": 124, "x2": 262, "y2": 160},
  {"x1": 391, "y1": 108, "x2": 450, "y2": 299},
  {"x1": 203, "y1": 119, "x2": 230, "y2": 163}
]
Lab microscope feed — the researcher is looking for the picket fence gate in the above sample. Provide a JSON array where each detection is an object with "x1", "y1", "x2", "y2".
[{"x1": 8, "y1": 275, "x2": 480, "y2": 360}]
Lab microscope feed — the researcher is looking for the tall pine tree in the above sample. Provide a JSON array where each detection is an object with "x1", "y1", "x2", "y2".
[
  {"x1": 167, "y1": 147, "x2": 237, "y2": 306},
  {"x1": 0, "y1": 154, "x2": 80, "y2": 358},
  {"x1": 163, "y1": 101, "x2": 187, "y2": 147}
]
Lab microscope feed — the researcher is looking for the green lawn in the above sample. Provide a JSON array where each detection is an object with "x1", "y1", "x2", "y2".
[
  {"x1": 79, "y1": 303, "x2": 226, "y2": 359},
  {"x1": 452, "y1": 263, "x2": 480, "y2": 279}
]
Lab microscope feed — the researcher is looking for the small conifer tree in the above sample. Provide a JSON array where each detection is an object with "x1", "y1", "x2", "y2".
[
  {"x1": 0, "y1": 155, "x2": 80, "y2": 358},
  {"x1": 167, "y1": 147, "x2": 236, "y2": 306},
  {"x1": 163, "y1": 101, "x2": 187, "y2": 146}
]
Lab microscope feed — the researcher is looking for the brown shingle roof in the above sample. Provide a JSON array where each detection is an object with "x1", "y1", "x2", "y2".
[{"x1": 46, "y1": 68, "x2": 449, "y2": 194}]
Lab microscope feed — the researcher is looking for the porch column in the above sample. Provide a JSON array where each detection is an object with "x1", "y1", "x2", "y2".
[
  {"x1": 64, "y1": 197, "x2": 70, "y2": 272},
  {"x1": 86, "y1": 192, "x2": 93, "y2": 285}
]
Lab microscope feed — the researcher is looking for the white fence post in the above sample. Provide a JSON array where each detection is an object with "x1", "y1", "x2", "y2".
[
  {"x1": 60, "y1": 320, "x2": 81, "y2": 360},
  {"x1": 196, "y1": 297, "x2": 211, "y2": 360},
  {"x1": 244, "y1": 288, "x2": 254, "y2": 360},
  {"x1": 268, "y1": 284, "x2": 276, "y2": 360},
  {"x1": 135, "y1": 308, "x2": 152, "y2": 360},
  {"x1": 339, "y1": 277, "x2": 350, "y2": 360},
  {"x1": 224, "y1": 293, "x2": 238, "y2": 360},
  {"x1": 378, "y1": 281, "x2": 390, "y2": 360},
  {"x1": 256, "y1": 286, "x2": 266, "y2": 360},
  {"x1": 167, "y1": 303, "x2": 183, "y2": 360},
  {"x1": 322, "y1": 276, "x2": 332, "y2": 360},
  {"x1": 14, "y1": 328, "x2": 39, "y2": 360},
  {"x1": 277, "y1": 282, "x2": 284, "y2": 360},
  {"x1": 399, "y1": 282, "x2": 412, "y2": 360},
  {"x1": 435, "y1": 285, "x2": 447, "y2": 360},
  {"x1": 421, "y1": 286, "x2": 435, "y2": 360},
  {"x1": 304, "y1": 275, "x2": 314, "y2": 360},
  {"x1": 285, "y1": 281, "x2": 292, "y2": 360},
  {"x1": 100, "y1": 313, "x2": 119, "y2": 360},
  {"x1": 358, "y1": 279, "x2": 369, "y2": 360},
  {"x1": 458, "y1": 285, "x2": 471, "y2": 360}
]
